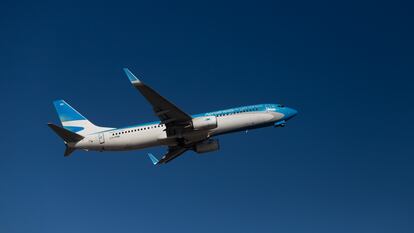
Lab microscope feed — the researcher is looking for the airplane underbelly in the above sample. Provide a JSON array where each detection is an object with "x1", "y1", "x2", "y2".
[
  {"x1": 127, "y1": 130, "x2": 165, "y2": 149},
  {"x1": 213, "y1": 113, "x2": 275, "y2": 134}
]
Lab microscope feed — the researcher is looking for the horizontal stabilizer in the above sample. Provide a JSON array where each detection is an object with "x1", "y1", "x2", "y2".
[{"x1": 48, "y1": 123, "x2": 84, "y2": 143}]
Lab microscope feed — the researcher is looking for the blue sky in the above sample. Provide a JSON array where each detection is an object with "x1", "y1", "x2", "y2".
[{"x1": 1, "y1": 0, "x2": 413, "y2": 232}]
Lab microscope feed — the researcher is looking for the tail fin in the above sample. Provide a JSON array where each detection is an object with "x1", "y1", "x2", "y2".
[
  {"x1": 52, "y1": 100, "x2": 113, "y2": 135},
  {"x1": 48, "y1": 123, "x2": 84, "y2": 156}
]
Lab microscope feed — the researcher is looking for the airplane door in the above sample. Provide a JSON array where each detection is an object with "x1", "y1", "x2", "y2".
[{"x1": 98, "y1": 133, "x2": 105, "y2": 144}]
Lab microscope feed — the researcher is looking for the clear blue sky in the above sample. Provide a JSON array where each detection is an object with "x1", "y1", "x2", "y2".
[{"x1": 1, "y1": 0, "x2": 413, "y2": 232}]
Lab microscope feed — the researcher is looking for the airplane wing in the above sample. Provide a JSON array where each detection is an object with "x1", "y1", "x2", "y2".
[
  {"x1": 123, "y1": 68, "x2": 192, "y2": 130},
  {"x1": 148, "y1": 147, "x2": 189, "y2": 165}
]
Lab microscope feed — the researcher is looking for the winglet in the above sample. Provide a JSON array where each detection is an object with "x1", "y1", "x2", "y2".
[
  {"x1": 148, "y1": 153, "x2": 159, "y2": 165},
  {"x1": 123, "y1": 68, "x2": 141, "y2": 84}
]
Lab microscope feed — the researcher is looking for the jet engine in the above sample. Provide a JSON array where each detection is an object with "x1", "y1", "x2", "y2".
[
  {"x1": 194, "y1": 139, "x2": 220, "y2": 154},
  {"x1": 192, "y1": 116, "x2": 217, "y2": 130}
]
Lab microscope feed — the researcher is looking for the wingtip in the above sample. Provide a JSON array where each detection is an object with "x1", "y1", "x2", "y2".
[
  {"x1": 148, "y1": 153, "x2": 159, "y2": 165},
  {"x1": 123, "y1": 68, "x2": 141, "y2": 83}
]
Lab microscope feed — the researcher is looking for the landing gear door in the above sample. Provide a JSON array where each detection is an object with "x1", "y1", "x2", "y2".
[{"x1": 98, "y1": 133, "x2": 105, "y2": 144}]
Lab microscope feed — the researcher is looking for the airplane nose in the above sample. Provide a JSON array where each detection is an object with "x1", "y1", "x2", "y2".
[
  {"x1": 283, "y1": 107, "x2": 298, "y2": 120},
  {"x1": 290, "y1": 108, "x2": 298, "y2": 117}
]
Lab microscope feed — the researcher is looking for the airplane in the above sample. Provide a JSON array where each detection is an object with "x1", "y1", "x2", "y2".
[{"x1": 48, "y1": 68, "x2": 298, "y2": 165}]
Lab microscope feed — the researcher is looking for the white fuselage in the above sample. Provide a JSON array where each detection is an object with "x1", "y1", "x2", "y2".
[{"x1": 73, "y1": 109, "x2": 284, "y2": 152}]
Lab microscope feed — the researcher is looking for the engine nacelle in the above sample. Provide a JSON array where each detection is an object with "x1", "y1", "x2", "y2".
[
  {"x1": 192, "y1": 116, "x2": 217, "y2": 130},
  {"x1": 194, "y1": 139, "x2": 220, "y2": 154}
]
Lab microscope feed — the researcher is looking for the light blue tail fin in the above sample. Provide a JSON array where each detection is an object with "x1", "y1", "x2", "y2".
[
  {"x1": 53, "y1": 100, "x2": 87, "y2": 123},
  {"x1": 52, "y1": 100, "x2": 114, "y2": 135}
]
